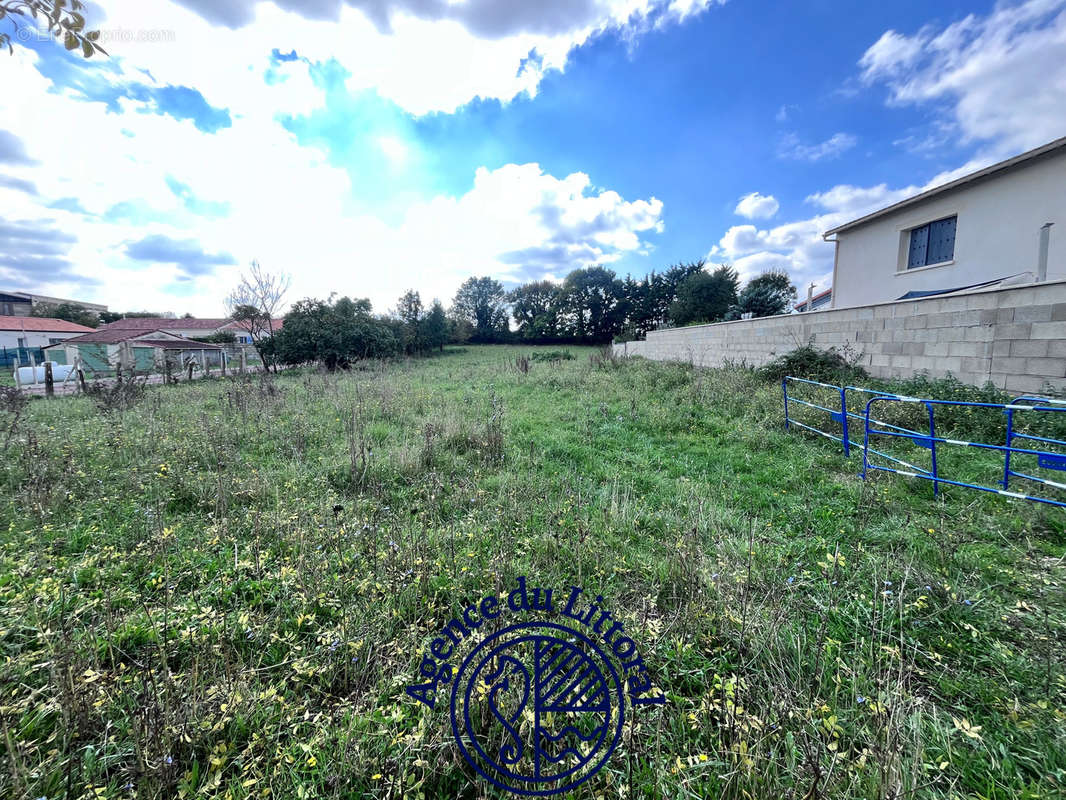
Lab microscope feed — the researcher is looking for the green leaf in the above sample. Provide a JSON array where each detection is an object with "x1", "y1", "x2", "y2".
[
  {"x1": 64, "y1": 30, "x2": 77, "y2": 50},
  {"x1": 86, "y1": 29, "x2": 99, "y2": 41},
  {"x1": 81, "y1": 38, "x2": 92, "y2": 58},
  {"x1": 70, "y1": 11, "x2": 85, "y2": 31}
]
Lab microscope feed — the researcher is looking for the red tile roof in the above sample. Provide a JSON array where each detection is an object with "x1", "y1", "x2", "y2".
[
  {"x1": 101, "y1": 317, "x2": 232, "y2": 331},
  {"x1": 46, "y1": 328, "x2": 170, "y2": 345},
  {"x1": 0, "y1": 315, "x2": 95, "y2": 333}
]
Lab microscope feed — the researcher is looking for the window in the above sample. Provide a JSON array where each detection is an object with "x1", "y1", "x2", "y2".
[
  {"x1": 49, "y1": 338, "x2": 62, "y2": 345},
  {"x1": 907, "y1": 215, "x2": 956, "y2": 269},
  {"x1": 17, "y1": 337, "x2": 26, "y2": 348}
]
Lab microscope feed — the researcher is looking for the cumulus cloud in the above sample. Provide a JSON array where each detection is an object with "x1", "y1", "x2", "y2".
[
  {"x1": 778, "y1": 132, "x2": 857, "y2": 162},
  {"x1": 734, "y1": 191, "x2": 779, "y2": 220},
  {"x1": 0, "y1": 129, "x2": 37, "y2": 165},
  {"x1": 0, "y1": 220, "x2": 85, "y2": 287},
  {"x1": 859, "y1": 0, "x2": 1066, "y2": 154}
]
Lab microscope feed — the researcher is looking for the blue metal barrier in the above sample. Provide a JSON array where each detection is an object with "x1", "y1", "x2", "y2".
[
  {"x1": 782, "y1": 376, "x2": 1066, "y2": 509},
  {"x1": 1004, "y1": 395, "x2": 1066, "y2": 495}
]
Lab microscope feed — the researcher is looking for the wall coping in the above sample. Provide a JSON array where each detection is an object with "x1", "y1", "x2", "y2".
[{"x1": 644, "y1": 277, "x2": 1066, "y2": 338}]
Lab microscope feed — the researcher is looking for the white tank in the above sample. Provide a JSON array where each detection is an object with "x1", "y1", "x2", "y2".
[{"x1": 14, "y1": 362, "x2": 74, "y2": 385}]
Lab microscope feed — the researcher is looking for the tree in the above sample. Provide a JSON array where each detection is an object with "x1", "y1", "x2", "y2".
[
  {"x1": 271, "y1": 296, "x2": 399, "y2": 370},
  {"x1": 422, "y1": 300, "x2": 448, "y2": 352},
  {"x1": 1, "y1": 1, "x2": 107, "y2": 57},
  {"x1": 732, "y1": 270, "x2": 797, "y2": 319},
  {"x1": 30, "y1": 302, "x2": 98, "y2": 328},
  {"x1": 227, "y1": 260, "x2": 291, "y2": 372},
  {"x1": 395, "y1": 289, "x2": 425, "y2": 355},
  {"x1": 451, "y1": 276, "x2": 508, "y2": 342},
  {"x1": 669, "y1": 265, "x2": 740, "y2": 326},
  {"x1": 509, "y1": 280, "x2": 562, "y2": 342},
  {"x1": 99, "y1": 311, "x2": 162, "y2": 324},
  {"x1": 558, "y1": 266, "x2": 625, "y2": 344}
]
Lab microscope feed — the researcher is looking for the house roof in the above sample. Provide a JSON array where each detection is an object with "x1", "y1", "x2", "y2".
[
  {"x1": 45, "y1": 328, "x2": 224, "y2": 348},
  {"x1": 101, "y1": 317, "x2": 231, "y2": 331},
  {"x1": 0, "y1": 315, "x2": 95, "y2": 333},
  {"x1": 824, "y1": 135, "x2": 1066, "y2": 237},
  {"x1": 795, "y1": 288, "x2": 832, "y2": 310},
  {"x1": 220, "y1": 318, "x2": 284, "y2": 333},
  {"x1": 47, "y1": 328, "x2": 173, "y2": 345}
]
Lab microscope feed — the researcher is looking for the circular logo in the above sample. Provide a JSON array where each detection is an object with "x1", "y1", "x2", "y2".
[{"x1": 450, "y1": 621, "x2": 625, "y2": 796}]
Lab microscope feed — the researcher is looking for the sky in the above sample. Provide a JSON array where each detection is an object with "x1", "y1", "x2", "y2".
[{"x1": 1, "y1": 0, "x2": 1065, "y2": 316}]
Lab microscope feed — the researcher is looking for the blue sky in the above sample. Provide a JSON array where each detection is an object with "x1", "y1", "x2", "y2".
[{"x1": 1, "y1": 0, "x2": 1063, "y2": 314}]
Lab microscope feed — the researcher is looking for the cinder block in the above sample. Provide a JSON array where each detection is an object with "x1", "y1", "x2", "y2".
[
  {"x1": 996, "y1": 307, "x2": 1015, "y2": 324},
  {"x1": 996, "y1": 323, "x2": 1032, "y2": 340},
  {"x1": 960, "y1": 356, "x2": 991, "y2": 373},
  {"x1": 904, "y1": 315, "x2": 929, "y2": 330},
  {"x1": 1031, "y1": 321, "x2": 1066, "y2": 339},
  {"x1": 991, "y1": 356, "x2": 1028, "y2": 373},
  {"x1": 992, "y1": 340, "x2": 1012, "y2": 357},
  {"x1": 1009, "y1": 340, "x2": 1049, "y2": 357},
  {"x1": 1051, "y1": 303, "x2": 1066, "y2": 321},
  {"x1": 902, "y1": 341, "x2": 925, "y2": 355},
  {"x1": 1003, "y1": 374, "x2": 1046, "y2": 394},
  {"x1": 948, "y1": 342, "x2": 982, "y2": 357},
  {"x1": 1013, "y1": 305, "x2": 1053, "y2": 323},
  {"x1": 925, "y1": 342, "x2": 950, "y2": 357},
  {"x1": 1048, "y1": 339, "x2": 1066, "y2": 358},
  {"x1": 1026, "y1": 357, "x2": 1066, "y2": 377}
]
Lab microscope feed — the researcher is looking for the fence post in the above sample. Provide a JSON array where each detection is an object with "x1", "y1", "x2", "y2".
[
  {"x1": 44, "y1": 361, "x2": 54, "y2": 397},
  {"x1": 840, "y1": 387, "x2": 850, "y2": 457},
  {"x1": 77, "y1": 358, "x2": 87, "y2": 393},
  {"x1": 240, "y1": 348, "x2": 247, "y2": 374},
  {"x1": 13, "y1": 354, "x2": 21, "y2": 391},
  {"x1": 782, "y1": 379, "x2": 790, "y2": 431},
  {"x1": 220, "y1": 350, "x2": 227, "y2": 377},
  {"x1": 925, "y1": 402, "x2": 939, "y2": 497}
]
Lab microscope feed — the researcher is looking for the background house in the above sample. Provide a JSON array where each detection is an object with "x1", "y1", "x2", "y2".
[
  {"x1": 825, "y1": 136, "x2": 1065, "y2": 309},
  {"x1": 98, "y1": 317, "x2": 234, "y2": 339},
  {"x1": 0, "y1": 291, "x2": 107, "y2": 317},
  {"x1": 44, "y1": 328, "x2": 225, "y2": 373},
  {"x1": 0, "y1": 316, "x2": 95, "y2": 349},
  {"x1": 794, "y1": 288, "x2": 832, "y2": 313}
]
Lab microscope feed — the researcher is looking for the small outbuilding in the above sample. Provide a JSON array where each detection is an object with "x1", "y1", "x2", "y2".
[{"x1": 43, "y1": 328, "x2": 224, "y2": 374}]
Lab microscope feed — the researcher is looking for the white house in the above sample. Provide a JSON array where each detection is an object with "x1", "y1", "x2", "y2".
[
  {"x1": 99, "y1": 317, "x2": 284, "y2": 343},
  {"x1": 825, "y1": 136, "x2": 1066, "y2": 309},
  {"x1": 0, "y1": 315, "x2": 95, "y2": 349}
]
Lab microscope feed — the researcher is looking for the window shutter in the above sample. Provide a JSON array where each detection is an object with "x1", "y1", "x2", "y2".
[
  {"x1": 908, "y1": 224, "x2": 929, "y2": 268},
  {"x1": 927, "y1": 217, "x2": 956, "y2": 264}
]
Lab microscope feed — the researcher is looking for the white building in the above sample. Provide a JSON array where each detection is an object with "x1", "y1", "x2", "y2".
[
  {"x1": 825, "y1": 136, "x2": 1066, "y2": 309},
  {"x1": 0, "y1": 316, "x2": 95, "y2": 349}
]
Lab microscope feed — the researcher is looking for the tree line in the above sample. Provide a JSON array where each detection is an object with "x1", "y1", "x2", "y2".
[
  {"x1": 261, "y1": 263, "x2": 797, "y2": 368},
  {"x1": 31, "y1": 261, "x2": 798, "y2": 370}
]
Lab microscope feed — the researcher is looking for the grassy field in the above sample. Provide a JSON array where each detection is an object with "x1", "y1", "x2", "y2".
[{"x1": 1, "y1": 346, "x2": 1064, "y2": 799}]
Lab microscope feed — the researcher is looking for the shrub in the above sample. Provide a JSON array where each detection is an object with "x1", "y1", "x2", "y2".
[
  {"x1": 758, "y1": 344, "x2": 868, "y2": 384},
  {"x1": 530, "y1": 350, "x2": 574, "y2": 362}
]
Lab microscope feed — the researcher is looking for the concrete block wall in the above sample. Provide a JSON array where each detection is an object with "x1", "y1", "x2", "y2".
[{"x1": 613, "y1": 279, "x2": 1066, "y2": 395}]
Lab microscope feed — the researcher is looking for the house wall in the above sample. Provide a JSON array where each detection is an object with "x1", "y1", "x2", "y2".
[
  {"x1": 833, "y1": 149, "x2": 1066, "y2": 309},
  {"x1": 614, "y1": 279, "x2": 1066, "y2": 395}
]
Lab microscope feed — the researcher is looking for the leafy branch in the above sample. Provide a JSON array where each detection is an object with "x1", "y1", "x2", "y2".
[{"x1": 0, "y1": 0, "x2": 107, "y2": 58}]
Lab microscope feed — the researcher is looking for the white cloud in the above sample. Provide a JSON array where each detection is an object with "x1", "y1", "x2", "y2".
[
  {"x1": 0, "y1": 0, "x2": 687, "y2": 314},
  {"x1": 859, "y1": 0, "x2": 1066, "y2": 155},
  {"x1": 0, "y1": 42, "x2": 662, "y2": 312},
  {"x1": 778, "y1": 131, "x2": 857, "y2": 161},
  {"x1": 92, "y1": 0, "x2": 725, "y2": 116},
  {"x1": 733, "y1": 191, "x2": 779, "y2": 219}
]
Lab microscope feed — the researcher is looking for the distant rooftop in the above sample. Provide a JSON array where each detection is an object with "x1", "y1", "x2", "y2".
[
  {"x1": 101, "y1": 317, "x2": 232, "y2": 331},
  {"x1": 0, "y1": 315, "x2": 96, "y2": 333}
]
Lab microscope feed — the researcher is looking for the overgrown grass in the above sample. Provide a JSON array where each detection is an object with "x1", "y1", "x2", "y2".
[{"x1": 1, "y1": 346, "x2": 1063, "y2": 799}]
